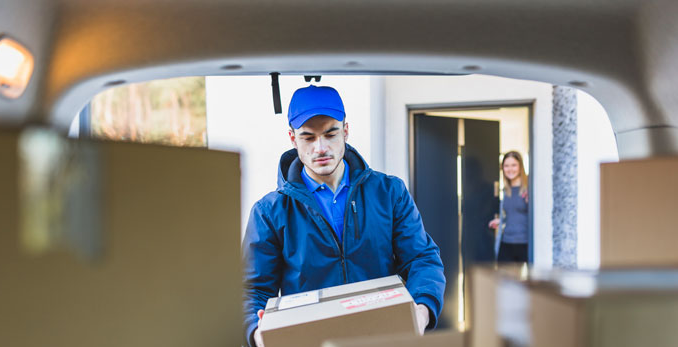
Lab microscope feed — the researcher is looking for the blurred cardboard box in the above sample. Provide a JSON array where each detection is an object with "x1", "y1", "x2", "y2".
[
  {"x1": 469, "y1": 265, "x2": 527, "y2": 347},
  {"x1": 259, "y1": 275, "x2": 418, "y2": 347},
  {"x1": 1, "y1": 130, "x2": 243, "y2": 347},
  {"x1": 529, "y1": 270, "x2": 678, "y2": 347},
  {"x1": 322, "y1": 330, "x2": 464, "y2": 347},
  {"x1": 489, "y1": 268, "x2": 678, "y2": 347},
  {"x1": 600, "y1": 157, "x2": 678, "y2": 267}
]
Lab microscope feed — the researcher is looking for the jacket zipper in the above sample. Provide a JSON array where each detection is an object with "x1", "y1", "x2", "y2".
[
  {"x1": 319, "y1": 212, "x2": 347, "y2": 284},
  {"x1": 351, "y1": 201, "x2": 359, "y2": 240},
  {"x1": 322, "y1": 214, "x2": 347, "y2": 284},
  {"x1": 340, "y1": 172, "x2": 369, "y2": 283}
]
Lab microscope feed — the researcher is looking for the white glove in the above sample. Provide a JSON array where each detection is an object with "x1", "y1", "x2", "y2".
[
  {"x1": 253, "y1": 309, "x2": 265, "y2": 347},
  {"x1": 415, "y1": 304, "x2": 430, "y2": 336}
]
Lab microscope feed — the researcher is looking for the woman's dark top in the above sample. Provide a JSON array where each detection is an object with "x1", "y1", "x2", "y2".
[{"x1": 502, "y1": 186, "x2": 528, "y2": 244}]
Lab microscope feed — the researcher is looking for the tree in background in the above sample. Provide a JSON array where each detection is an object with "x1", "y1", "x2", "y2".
[{"x1": 91, "y1": 77, "x2": 206, "y2": 147}]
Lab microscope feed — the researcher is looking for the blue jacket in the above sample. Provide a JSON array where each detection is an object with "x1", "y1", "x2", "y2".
[{"x1": 242, "y1": 144, "x2": 445, "y2": 346}]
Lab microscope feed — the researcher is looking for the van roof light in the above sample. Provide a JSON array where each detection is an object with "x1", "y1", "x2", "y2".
[{"x1": 0, "y1": 35, "x2": 34, "y2": 99}]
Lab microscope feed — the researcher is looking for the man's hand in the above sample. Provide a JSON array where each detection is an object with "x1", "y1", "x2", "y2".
[
  {"x1": 253, "y1": 309, "x2": 265, "y2": 347},
  {"x1": 415, "y1": 304, "x2": 430, "y2": 336}
]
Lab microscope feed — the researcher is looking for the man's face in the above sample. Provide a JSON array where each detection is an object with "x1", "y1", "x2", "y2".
[{"x1": 289, "y1": 115, "x2": 348, "y2": 178}]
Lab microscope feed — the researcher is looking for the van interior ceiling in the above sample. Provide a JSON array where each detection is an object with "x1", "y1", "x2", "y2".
[{"x1": 0, "y1": 0, "x2": 674, "y2": 158}]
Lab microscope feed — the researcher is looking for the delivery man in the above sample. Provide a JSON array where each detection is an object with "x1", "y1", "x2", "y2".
[{"x1": 243, "y1": 85, "x2": 445, "y2": 347}]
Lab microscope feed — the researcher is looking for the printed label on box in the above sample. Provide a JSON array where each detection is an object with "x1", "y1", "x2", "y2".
[
  {"x1": 341, "y1": 288, "x2": 403, "y2": 309},
  {"x1": 278, "y1": 290, "x2": 320, "y2": 310}
]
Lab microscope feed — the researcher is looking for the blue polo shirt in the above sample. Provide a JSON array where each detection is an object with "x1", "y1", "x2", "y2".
[{"x1": 301, "y1": 160, "x2": 350, "y2": 243}]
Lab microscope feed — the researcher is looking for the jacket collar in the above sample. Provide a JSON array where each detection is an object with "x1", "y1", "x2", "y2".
[{"x1": 277, "y1": 143, "x2": 369, "y2": 191}]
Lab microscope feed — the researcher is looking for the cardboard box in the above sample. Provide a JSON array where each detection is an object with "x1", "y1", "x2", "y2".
[
  {"x1": 259, "y1": 275, "x2": 418, "y2": 347},
  {"x1": 469, "y1": 265, "x2": 527, "y2": 347},
  {"x1": 0, "y1": 130, "x2": 243, "y2": 347},
  {"x1": 322, "y1": 331, "x2": 465, "y2": 347},
  {"x1": 600, "y1": 157, "x2": 678, "y2": 267},
  {"x1": 495, "y1": 269, "x2": 678, "y2": 347},
  {"x1": 469, "y1": 266, "x2": 502, "y2": 347}
]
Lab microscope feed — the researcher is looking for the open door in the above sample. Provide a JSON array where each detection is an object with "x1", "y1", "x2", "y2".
[
  {"x1": 412, "y1": 113, "x2": 459, "y2": 329},
  {"x1": 461, "y1": 118, "x2": 500, "y2": 266},
  {"x1": 412, "y1": 114, "x2": 500, "y2": 330}
]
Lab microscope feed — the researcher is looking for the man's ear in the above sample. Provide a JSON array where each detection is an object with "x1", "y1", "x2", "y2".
[
  {"x1": 288, "y1": 128, "x2": 297, "y2": 148},
  {"x1": 343, "y1": 122, "x2": 349, "y2": 141}
]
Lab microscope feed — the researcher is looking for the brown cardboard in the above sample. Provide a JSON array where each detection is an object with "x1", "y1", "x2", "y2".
[
  {"x1": 322, "y1": 331, "x2": 465, "y2": 347},
  {"x1": 468, "y1": 265, "x2": 525, "y2": 347},
  {"x1": 0, "y1": 129, "x2": 18, "y2": 248},
  {"x1": 494, "y1": 269, "x2": 678, "y2": 347},
  {"x1": 600, "y1": 157, "x2": 678, "y2": 267},
  {"x1": 469, "y1": 266, "x2": 501, "y2": 347},
  {"x1": 527, "y1": 285, "x2": 678, "y2": 347},
  {"x1": 260, "y1": 275, "x2": 418, "y2": 347},
  {"x1": 0, "y1": 131, "x2": 243, "y2": 347},
  {"x1": 529, "y1": 287, "x2": 584, "y2": 347}
]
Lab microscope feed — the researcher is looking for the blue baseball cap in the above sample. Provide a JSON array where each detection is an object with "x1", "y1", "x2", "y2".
[{"x1": 288, "y1": 85, "x2": 345, "y2": 128}]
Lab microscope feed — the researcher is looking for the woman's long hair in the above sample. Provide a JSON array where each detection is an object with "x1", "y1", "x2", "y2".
[{"x1": 502, "y1": 151, "x2": 528, "y2": 197}]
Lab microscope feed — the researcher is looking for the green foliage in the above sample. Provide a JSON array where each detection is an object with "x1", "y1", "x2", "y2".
[{"x1": 90, "y1": 76, "x2": 207, "y2": 147}]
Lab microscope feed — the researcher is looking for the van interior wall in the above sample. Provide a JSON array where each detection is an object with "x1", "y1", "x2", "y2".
[{"x1": 205, "y1": 75, "x2": 617, "y2": 268}]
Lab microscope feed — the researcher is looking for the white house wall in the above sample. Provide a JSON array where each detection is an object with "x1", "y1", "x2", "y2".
[{"x1": 577, "y1": 90, "x2": 619, "y2": 269}]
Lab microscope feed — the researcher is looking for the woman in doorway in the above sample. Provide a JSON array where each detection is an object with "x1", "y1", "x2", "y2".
[{"x1": 488, "y1": 151, "x2": 529, "y2": 263}]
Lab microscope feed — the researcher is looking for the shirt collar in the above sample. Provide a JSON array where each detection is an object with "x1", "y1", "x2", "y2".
[
  {"x1": 338, "y1": 160, "x2": 350, "y2": 189},
  {"x1": 301, "y1": 160, "x2": 350, "y2": 193}
]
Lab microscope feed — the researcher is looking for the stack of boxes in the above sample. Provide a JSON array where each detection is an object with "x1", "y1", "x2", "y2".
[
  {"x1": 468, "y1": 157, "x2": 678, "y2": 347},
  {"x1": 470, "y1": 266, "x2": 678, "y2": 347}
]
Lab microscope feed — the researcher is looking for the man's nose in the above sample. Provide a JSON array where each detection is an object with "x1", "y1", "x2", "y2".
[{"x1": 315, "y1": 138, "x2": 329, "y2": 153}]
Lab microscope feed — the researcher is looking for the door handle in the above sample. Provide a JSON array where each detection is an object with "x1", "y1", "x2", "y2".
[{"x1": 494, "y1": 181, "x2": 499, "y2": 197}]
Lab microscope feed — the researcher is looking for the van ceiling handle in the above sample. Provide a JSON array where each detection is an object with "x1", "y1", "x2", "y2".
[
  {"x1": 304, "y1": 75, "x2": 321, "y2": 82},
  {"x1": 270, "y1": 72, "x2": 282, "y2": 114}
]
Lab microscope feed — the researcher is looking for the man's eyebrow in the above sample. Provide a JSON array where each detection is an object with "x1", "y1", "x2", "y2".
[{"x1": 298, "y1": 126, "x2": 340, "y2": 137}]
